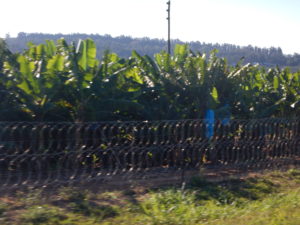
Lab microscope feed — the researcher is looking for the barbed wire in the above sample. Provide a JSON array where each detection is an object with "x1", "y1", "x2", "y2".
[{"x1": 0, "y1": 118, "x2": 299, "y2": 190}]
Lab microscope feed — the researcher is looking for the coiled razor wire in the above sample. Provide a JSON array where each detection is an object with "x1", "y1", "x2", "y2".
[{"x1": 0, "y1": 118, "x2": 299, "y2": 189}]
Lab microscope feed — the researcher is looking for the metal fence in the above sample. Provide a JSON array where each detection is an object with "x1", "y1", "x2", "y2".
[{"x1": 0, "y1": 118, "x2": 300, "y2": 189}]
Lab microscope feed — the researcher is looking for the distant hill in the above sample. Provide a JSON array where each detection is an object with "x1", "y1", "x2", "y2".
[{"x1": 5, "y1": 32, "x2": 300, "y2": 70}]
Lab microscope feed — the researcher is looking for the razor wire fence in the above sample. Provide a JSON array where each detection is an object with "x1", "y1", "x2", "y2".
[{"x1": 0, "y1": 118, "x2": 300, "y2": 189}]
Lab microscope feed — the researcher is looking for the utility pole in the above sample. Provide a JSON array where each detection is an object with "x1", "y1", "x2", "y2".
[{"x1": 166, "y1": 0, "x2": 171, "y2": 55}]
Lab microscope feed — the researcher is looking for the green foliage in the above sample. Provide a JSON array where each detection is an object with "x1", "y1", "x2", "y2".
[{"x1": 0, "y1": 39, "x2": 300, "y2": 121}]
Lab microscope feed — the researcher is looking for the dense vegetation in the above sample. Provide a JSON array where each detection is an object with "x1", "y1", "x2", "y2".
[
  {"x1": 0, "y1": 38, "x2": 299, "y2": 122},
  {"x1": 6, "y1": 32, "x2": 300, "y2": 70}
]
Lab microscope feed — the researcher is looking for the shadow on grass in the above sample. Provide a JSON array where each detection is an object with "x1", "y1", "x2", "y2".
[
  {"x1": 187, "y1": 175, "x2": 278, "y2": 204},
  {"x1": 57, "y1": 187, "x2": 118, "y2": 220},
  {"x1": 0, "y1": 203, "x2": 8, "y2": 217},
  {"x1": 20, "y1": 205, "x2": 68, "y2": 225}
]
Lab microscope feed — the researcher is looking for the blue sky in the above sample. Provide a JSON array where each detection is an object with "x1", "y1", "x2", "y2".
[{"x1": 1, "y1": 0, "x2": 299, "y2": 54}]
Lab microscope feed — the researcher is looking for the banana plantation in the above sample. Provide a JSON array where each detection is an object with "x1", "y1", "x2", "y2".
[{"x1": 0, "y1": 38, "x2": 299, "y2": 122}]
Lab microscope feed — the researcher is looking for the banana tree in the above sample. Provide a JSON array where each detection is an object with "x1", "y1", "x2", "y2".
[
  {"x1": 1, "y1": 38, "x2": 300, "y2": 122},
  {"x1": 58, "y1": 39, "x2": 147, "y2": 121},
  {"x1": 137, "y1": 44, "x2": 233, "y2": 119},
  {"x1": 2, "y1": 39, "x2": 72, "y2": 121},
  {"x1": 0, "y1": 39, "x2": 31, "y2": 121},
  {"x1": 229, "y1": 64, "x2": 300, "y2": 118}
]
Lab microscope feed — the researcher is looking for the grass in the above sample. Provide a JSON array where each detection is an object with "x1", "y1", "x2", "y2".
[
  {"x1": 58, "y1": 187, "x2": 118, "y2": 219},
  {"x1": 132, "y1": 185, "x2": 300, "y2": 225},
  {"x1": 1, "y1": 168, "x2": 300, "y2": 225},
  {"x1": 20, "y1": 205, "x2": 67, "y2": 225},
  {"x1": 0, "y1": 202, "x2": 8, "y2": 216}
]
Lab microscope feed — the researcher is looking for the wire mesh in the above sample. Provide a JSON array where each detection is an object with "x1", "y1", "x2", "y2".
[{"x1": 0, "y1": 118, "x2": 299, "y2": 189}]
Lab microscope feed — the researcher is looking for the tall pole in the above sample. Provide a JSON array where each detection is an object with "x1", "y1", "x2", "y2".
[{"x1": 167, "y1": 0, "x2": 171, "y2": 55}]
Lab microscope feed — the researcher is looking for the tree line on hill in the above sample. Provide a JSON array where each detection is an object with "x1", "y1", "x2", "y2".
[{"x1": 4, "y1": 32, "x2": 300, "y2": 70}]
